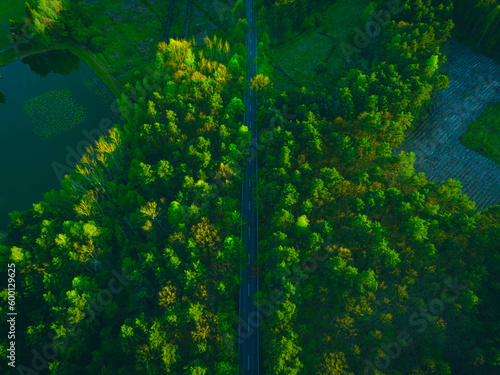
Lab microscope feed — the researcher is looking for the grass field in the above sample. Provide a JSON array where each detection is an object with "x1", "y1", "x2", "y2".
[
  {"x1": 76, "y1": 0, "x2": 167, "y2": 79},
  {"x1": 268, "y1": 0, "x2": 371, "y2": 91},
  {"x1": 461, "y1": 101, "x2": 500, "y2": 166}
]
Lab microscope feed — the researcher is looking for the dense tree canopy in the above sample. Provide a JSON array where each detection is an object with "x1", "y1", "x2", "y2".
[
  {"x1": 254, "y1": 1, "x2": 500, "y2": 374},
  {"x1": 0, "y1": 36, "x2": 247, "y2": 375},
  {"x1": 0, "y1": 0, "x2": 499, "y2": 374}
]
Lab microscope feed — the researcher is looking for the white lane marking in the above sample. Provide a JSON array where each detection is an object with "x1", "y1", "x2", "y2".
[{"x1": 248, "y1": 284, "x2": 250, "y2": 296}]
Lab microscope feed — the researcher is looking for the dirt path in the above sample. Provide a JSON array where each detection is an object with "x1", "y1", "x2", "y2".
[{"x1": 394, "y1": 38, "x2": 500, "y2": 211}]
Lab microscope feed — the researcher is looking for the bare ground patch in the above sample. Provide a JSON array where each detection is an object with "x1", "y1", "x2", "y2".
[{"x1": 395, "y1": 39, "x2": 500, "y2": 211}]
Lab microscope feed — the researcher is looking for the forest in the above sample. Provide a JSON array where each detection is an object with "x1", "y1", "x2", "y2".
[{"x1": 0, "y1": 0, "x2": 499, "y2": 374}]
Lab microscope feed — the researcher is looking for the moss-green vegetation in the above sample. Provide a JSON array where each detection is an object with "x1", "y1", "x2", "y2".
[
  {"x1": 461, "y1": 101, "x2": 500, "y2": 165},
  {"x1": 268, "y1": 0, "x2": 371, "y2": 91},
  {"x1": 84, "y1": 0, "x2": 159, "y2": 75},
  {"x1": 24, "y1": 88, "x2": 87, "y2": 140}
]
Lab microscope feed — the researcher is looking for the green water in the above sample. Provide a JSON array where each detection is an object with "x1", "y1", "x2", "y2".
[{"x1": 0, "y1": 49, "x2": 122, "y2": 231}]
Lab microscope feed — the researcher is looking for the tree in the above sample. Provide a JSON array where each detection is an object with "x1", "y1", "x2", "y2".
[
  {"x1": 214, "y1": 361, "x2": 237, "y2": 375},
  {"x1": 140, "y1": 201, "x2": 165, "y2": 230},
  {"x1": 162, "y1": 343, "x2": 179, "y2": 372},
  {"x1": 267, "y1": 329, "x2": 303, "y2": 375},
  {"x1": 224, "y1": 97, "x2": 245, "y2": 125},
  {"x1": 184, "y1": 362, "x2": 208, "y2": 375},
  {"x1": 26, "y1": 0, "x2": 68, "y2": 44},
  {"x1": 249, "y1": 74, "x2": 273, "y2": 91},
  {"x1": 272, "y1": 209, "x2": 295, "y2": 229},
  {"x1": 158, "y1": 281, "x2": 177, "y2": 308},
  {"x1": 191, "y1": 217, "x2": 221, "y2": 265},
  {"x1": 157, "y1": 159, "x2": 174, "y2": 182},
  {"x1": 167, "y1": 201, "x2": 189, "y2": 231},
  {"x1": 404, "y1": 215, "x2": 430, "y2": 243}
]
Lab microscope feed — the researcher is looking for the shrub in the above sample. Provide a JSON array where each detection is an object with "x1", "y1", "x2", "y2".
[
  {"x1": 90, "y1": 36, "x2": 108, "y2": 53},
  {"x1": 71, "y1": 24, "x2": 100, "y2": 45}
]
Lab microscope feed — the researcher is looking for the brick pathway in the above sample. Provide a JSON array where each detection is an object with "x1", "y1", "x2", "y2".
[{"x1": 394, "y1": 38, "x2": 500, "y2": 211}]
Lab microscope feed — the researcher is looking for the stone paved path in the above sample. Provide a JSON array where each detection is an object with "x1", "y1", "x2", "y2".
[{"x1": 394, "y1": 38, "x2": 500, "y2": 212}]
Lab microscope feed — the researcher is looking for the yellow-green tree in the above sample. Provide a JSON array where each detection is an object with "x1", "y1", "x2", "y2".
[
  {"x1": 26, "y1": 0, "x2": 67, "y2": 44},
  {"x1": 249, "y1": 73, "x2": 273, "y2": 91}
]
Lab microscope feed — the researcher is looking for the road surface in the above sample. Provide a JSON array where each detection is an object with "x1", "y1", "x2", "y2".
[{"x1": 238, "y1": 0, "x2": 259, "y2": 373}]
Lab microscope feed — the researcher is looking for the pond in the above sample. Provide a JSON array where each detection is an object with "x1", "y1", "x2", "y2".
[{"x1": 0, "y1": 49, "x2": 122, "y2": 231}]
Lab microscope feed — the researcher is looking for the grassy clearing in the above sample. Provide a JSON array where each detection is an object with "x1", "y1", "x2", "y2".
[
  {"x1": 84, "y1": 0, "x2": 165, "y2": 77},
  {"x1": 268, "y1": 0, "x2": 371, "y2": 91},
  {"x1": 461, "y1": 101, "x2": 500, "y2": 166},
  {"x1": 270, "y1": 32, "x2": 331, "y2": 88}
]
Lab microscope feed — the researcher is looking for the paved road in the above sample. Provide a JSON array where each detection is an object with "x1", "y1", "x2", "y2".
[{"x1": 238, "y1": 0, "x2": 259, "y2": 373}]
